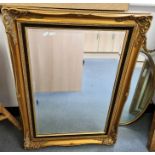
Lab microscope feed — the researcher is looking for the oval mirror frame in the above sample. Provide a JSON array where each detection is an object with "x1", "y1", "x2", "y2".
[{"x1": 120, "y1": 48, "x2": 155, "y2": 125}]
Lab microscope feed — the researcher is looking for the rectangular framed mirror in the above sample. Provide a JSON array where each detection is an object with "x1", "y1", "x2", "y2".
[
  {"x1": 26, "y1": 28, "x2": 126, "y2": 135},
  {"x1": 2, "y1": 6, "x2": 152, "y2": 149}
]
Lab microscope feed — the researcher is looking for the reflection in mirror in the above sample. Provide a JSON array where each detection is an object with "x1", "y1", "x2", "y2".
[
  {"x1": 120, "y1": 51, "x2": 155, "y2": 125},
  {"x1": 26, "y1": 28, "x2": 126, "y2": 135}
]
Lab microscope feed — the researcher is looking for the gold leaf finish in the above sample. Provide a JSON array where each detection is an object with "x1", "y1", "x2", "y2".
[
  {"x1": 116, "y1": 15, "x2": 152, "y2": 51},
  {"x1": 1, "y1": 6, "x2": 152, "y2": 149}
]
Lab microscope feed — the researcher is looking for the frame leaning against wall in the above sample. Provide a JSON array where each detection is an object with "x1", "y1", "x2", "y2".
[{"x1": 1, "y1": 6, "x2": 152, "y2": 149}]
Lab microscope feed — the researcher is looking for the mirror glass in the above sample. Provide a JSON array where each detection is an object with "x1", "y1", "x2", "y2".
[
  {"x1": 26, "y1": 28, "x2": 127, "y2": 135},
  {"x1": 120, "y1": 52, "x2": 153, "y2": 124}
]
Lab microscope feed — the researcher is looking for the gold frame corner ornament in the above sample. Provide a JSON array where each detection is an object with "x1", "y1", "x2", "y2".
[
  {"x1": 2, "y1": 6, "x2": 152, "y2": 149},
  {"x1": 116, "y1": 15, "x2": 152, "y2": 50},
  {"x1": 2, "y1": 8, "x2": 30, "y2": 45},
  {"x1": 24, "y1": 132, "x2": 43, "y2": 149}
]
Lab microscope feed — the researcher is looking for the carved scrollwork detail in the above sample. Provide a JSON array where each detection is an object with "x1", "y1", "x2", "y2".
[
  {"x1": 2, "y1": 9, "x2": 17, "y2": 44},
  {"x1": 2, "y1": 8, "x2": 30, "y2": 45},
  {"x1": 116, "y1": 15, "x2": 152, "y2": 51},
  {"x1": 110, "y1": 125, "x2": 117, "y2": 142},
  {"x1": 24, "y1": 132, "x2": 43, "y2": 149},
  {"x1": 102, "y1": 126, "x2": 116, "y2": 145},
  {"x1": 24, "y1": 132, "x2": 31, "y2": 149},
  {"x1": 102, "y1": 137, "x2": 115, "y2": 145},
  {"x1": 135, "y1": 16, "x2": 152, "y2": 51}
]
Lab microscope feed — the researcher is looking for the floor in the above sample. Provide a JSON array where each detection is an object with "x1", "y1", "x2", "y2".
[{"x1": 0, "y1": 113, "x2": 153, "y2": 152}]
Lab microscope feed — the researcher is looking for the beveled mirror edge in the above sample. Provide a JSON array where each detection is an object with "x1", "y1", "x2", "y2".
[
  {"x1": 1, "y1": 6, "x2": 152, "y2": 149},
  {"x1": 119, "y1": 48, "x2": 155, "y2": 126},
  {"x1": 24, "y1": 26, "x2": 128, "y2": 137}
]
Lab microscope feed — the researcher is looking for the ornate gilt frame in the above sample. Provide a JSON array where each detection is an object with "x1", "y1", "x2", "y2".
[{"x1": 1, "y1": 6, "x2": 152, "y2": 149}]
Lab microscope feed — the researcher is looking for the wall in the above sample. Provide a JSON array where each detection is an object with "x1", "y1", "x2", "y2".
[
  {"x1": 0, "y1": 4, "x2": 155, "y2": 107},
  {"x1": 0, "y1": 15, "x2": 18, "y2": 106}
]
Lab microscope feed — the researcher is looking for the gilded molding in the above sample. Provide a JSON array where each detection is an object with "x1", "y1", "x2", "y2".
[
  {"x1": 24, "y1": 132, "x2": 43, "y2": 149},
  {"x1": 2, "y1": 6, "x2": 152, "y2": 149},
  {"x1": 2, "y1": 7, "x2": 152, "y2": 49},
  {"x1": 102, "y1": 137, "x2": 115, "y2": 145},
  {"x1": 24, "y1": 132, "x2": 31, "y2": 149},
  {"x1": 135, "y1": 16, "x2": 152, "y2": 51},
  {"x1": 110, "y1": 126, "x2": 117, "y2": 143},
  {"x1": 101, "y1": 126, "x2": 116, "y2": 145},
  {"x1": 116, "y1": 15, "x2": 152, "y2": 50},
  {"x1": 1, "y1": 8, "x2": 30, "y2": 45},
  {"x1": 2, "y1": 9, "x2": 17, "y2": 44}
]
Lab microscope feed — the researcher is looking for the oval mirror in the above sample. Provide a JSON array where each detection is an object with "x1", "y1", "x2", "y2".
[{"x1": 120, "y1": 49, "x2": 155, "y2": 125}]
